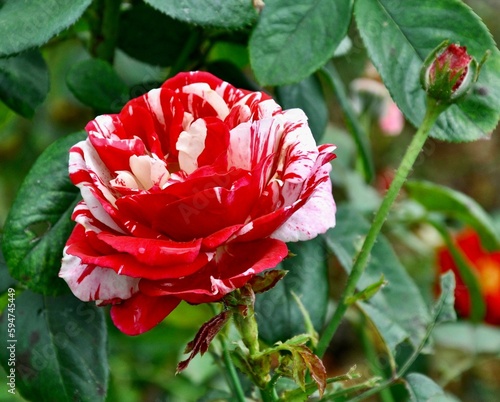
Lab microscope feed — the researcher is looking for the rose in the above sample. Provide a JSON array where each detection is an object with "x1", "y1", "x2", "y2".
[
  {"x1": 437, "y1": 229, "x2": 500, "y2": 325},
  {"x1": 59, "y1": 71, "x2": 336, "y2": 335},
  {"x1": 421, "y1": 42, "x2": 477, "y2": 102}
]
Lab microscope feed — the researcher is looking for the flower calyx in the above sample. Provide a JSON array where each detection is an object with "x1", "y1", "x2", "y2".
[{"x1": 420, "y1": 40, "x2": 488, "y2": 103}]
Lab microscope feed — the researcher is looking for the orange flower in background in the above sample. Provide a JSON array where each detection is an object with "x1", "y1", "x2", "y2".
[{"x1": 437, "y1": 229, "x2": 500, "y2": 326}]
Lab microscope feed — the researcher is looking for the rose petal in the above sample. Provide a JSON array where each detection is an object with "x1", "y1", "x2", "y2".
[
  {"x1": 110, "y1": 293, "x2": 180, "y2": 335},
  {"x1": 140, "y1": 238, "x2": 288, "y2": 304},
  {"x1": 97, "y1": 232, "x2": 202, "y2": 266},
  {"x1": 162, "y1": 71, "x2": 246, "y2": 108},
  {"x1": 59, "y1": 226, "x2": 139, "y2": 302},
  {"x1": 66, "y1": 236, "x2": 213, "y2": 280},
  {"x1": 177, "y1": 118, "x2": 208, "y2": 174},
  {"x1": 271, "y1": 175, "x2": 336, "y2": 242}
]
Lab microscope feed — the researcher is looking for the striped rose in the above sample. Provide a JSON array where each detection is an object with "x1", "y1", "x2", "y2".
[{"x1": 59, "y1": 71, "x2": 336, "y2": 335}]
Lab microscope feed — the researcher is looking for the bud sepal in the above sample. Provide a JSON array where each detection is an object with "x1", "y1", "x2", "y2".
[{"x1": 420, "y1": 40, "x2": 487, "y2": 103}]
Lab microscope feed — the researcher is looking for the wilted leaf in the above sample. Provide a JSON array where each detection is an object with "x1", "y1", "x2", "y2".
[
  {"x1": 177, "y1": 310, "x2": 231, "y2": 373},
  {"x1": 248, "y1": 269, "x2": 287, "y2": 294}
]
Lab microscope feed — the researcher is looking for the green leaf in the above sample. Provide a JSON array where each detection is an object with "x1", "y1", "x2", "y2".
[
  {"x1": 276, "y1": 74, "x2": 328, "y2": 141},
  {"x1": 346, "y1": 275, "x2": 386, "y2": 305},
  {"x1": 406, "y1": 180, "x2": 500, "y2": 251},
  {"x1": 405, "y1": 373, "x2": 458, "y2": 402},
  {"x1": 0, "y1": 0, "x2": 92, "y2": 56},
  {"x1": 143, "y1": 0, "x2": 257, "y2": 29},
  {"x1": 434, "y1": 322, "x2": 500, "y2": 355},
  {"x1": 250, "y1": 0, "x2": 352, "y2": 85},
  {"x1": 355, "y1": 0, "x2": 500, "y2": 142},
  {"x1": 0, "y1": 50, "x2": 49, "y2": 118},
  {"x1": 325, "y1": 205, "x2": 430, "y2": 353},
  {"x1": 2, "y1": 132, "x2": 86, "y2": 295},
  {"x1": 433, "y1": 272, "x2": 457, "y2": 325},
  {"x1": 255, "y1": 237, "x2": 328, "y2": 344},
  {"x1": 360, "y1": 303, "x2": 408, "y2": 351},
  {"x1": 117, "y1": 3, "x2": 194, "y2": 67},
  {"x1": 0, "y1": 241, "x2": 16, "y2": 295},
  {"x1": 67, "y1": 59, "x2": 129, "y2": 112},
  {"x1": 0, "y1": 291, "x2": 108, "y2": 402}
]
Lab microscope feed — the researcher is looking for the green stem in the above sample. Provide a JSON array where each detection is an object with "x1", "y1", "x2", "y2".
[
  {"x1": 260, "y1": 383, "x2": 279, "y2": 402},
  {"x1": 233, "y1": 306, "x2": 260, "y2": 357},
  {"x1": 88, "y1": 0, "x2": 121, "y2": 62},
  {"x1": 322, "y1": 378, "x2": 385, "y2": 401},
  {"x1": 316, "y1": 99, "x2": 447, "y2": 358},
  {"x1": 220, "y1": 336, "x2": 247, "y2": 402}
]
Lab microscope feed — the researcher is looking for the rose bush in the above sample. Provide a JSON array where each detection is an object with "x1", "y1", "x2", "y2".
[
  {"x1": 59, "y1": 71, "x2": 336, "y2": 335},
  {"x1": 437, "y1": 229, "x2": 500, "y2": 326}
]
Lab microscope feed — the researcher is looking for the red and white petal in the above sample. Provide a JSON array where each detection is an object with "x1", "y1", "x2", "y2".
[
  {"x1": 96, "y1": 233, "x2": 202, "y2": 266},
  {"x1": 129, "y1": 154, "x2": 170, "y2": 190},
  {"x1": 80, "y1": 186, "x2": 123, "y2": 233},
  {"x1": 110, "y1": 293, "x2": 180, "y2": 335},
  {"x1": 271, "y1": 176, "x2": 336, "y2": 242},
  {"x1": 232, "y1": 92, "x2": 280, "y2": 121},
  {"x1": 59, "y1": 247, "x2": 139, "y2": 303},
  {"x1": 139, "y1": 238, "x2": 288, "y2": 304},
  {"x1": 181, "y1": 83, "x2": 230, "y2": 120},
  {"x1": 227, "y1": 122, "x2": 253, "y2": 170},
  {"x1": 110, "y1": 170, "x2": 141, "y2": 190},
  {"x1": 227, "y1": 116, "x2": 283, "y2": 171},
  {"x1": 66, "y1": 234, "x2": 214, "y2": 280},
  {"x1": 69, "y1": 139, "x2": 118, "y2": 206},
  {"x1": 176, "y1": 118, "x2": 208, "y2": 174},
  {"x1": 162, "y1": 71, "x2": 246, "y2": 108}
]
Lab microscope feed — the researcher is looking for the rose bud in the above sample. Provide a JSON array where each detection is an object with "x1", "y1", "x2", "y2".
[
  {"x1": 59, "y1": 71, "x2": 337, "y2": 335},
  {"x1": 437, "y1": 229, "x2": 500, "y2": 326},
  {"x1": 420, "y1": 42, "x2": 479, "y2": 103}
]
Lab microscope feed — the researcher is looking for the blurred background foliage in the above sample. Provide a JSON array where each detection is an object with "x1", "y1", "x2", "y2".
[{"x1": 0, "y1": 0, "x2": 499, "y2": 401}]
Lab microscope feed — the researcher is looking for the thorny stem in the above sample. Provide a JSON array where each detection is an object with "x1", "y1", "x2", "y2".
[{"x1": 316, "y1": 98, "x2": 448, "y2": 358}]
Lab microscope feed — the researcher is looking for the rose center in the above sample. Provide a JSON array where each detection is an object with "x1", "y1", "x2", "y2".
[{"x1": 110, "y1": 154, "x2": 170, "y2": 191}]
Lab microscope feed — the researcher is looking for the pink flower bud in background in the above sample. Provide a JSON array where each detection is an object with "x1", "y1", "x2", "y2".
[{"x1": 351, "y1": 64, "x2": 405, "y2": 137}]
